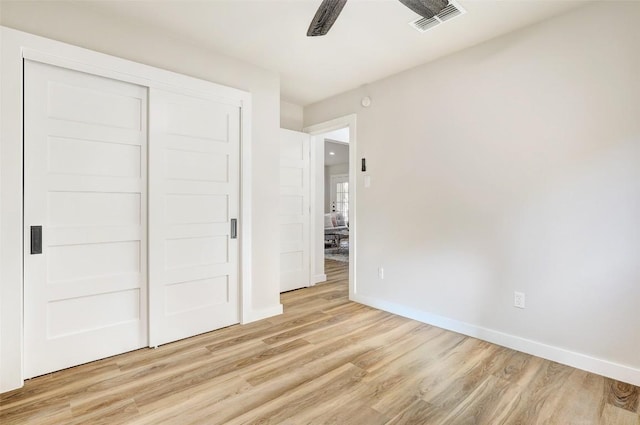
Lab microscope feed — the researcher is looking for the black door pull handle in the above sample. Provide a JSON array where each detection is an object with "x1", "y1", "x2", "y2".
[
  {"x1": 230, "y1": 219, "x2": 237, "y2": 239},
  {"x1": 31, "y1": 226, "x2": 42, "y2": 255}
]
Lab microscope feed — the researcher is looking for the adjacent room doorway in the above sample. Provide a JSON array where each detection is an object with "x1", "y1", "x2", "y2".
[
  {"x1": 324, "y1": 134, "x2": 350, "y2": 266},
  {"x1": 304, "y1": 115, "x2": 357, "y2": 298}
]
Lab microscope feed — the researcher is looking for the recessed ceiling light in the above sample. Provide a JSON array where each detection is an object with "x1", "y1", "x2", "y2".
[{"x1": 329, "y1": 151, "x2": 335, "y2": 155}]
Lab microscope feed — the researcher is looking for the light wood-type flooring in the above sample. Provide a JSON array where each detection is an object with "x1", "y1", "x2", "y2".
[{"x1": 1, "y1": 259, "x2": 639, "y2": 424}]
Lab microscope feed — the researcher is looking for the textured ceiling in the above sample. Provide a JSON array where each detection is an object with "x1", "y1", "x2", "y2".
[{"x1": 81, "y1": 0, "x2": 588, "y2": 105}]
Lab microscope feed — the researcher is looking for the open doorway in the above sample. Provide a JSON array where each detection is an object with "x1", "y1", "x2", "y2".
[
  {"x1": 305, "y1": 114, "x2": 356, "y2": 298},
  {"x1": 323, "y1": 132, "x2": 350, "y2": 267},
  {"x1": 304, "y1": 114, "x2": 359, "y2": 298}
]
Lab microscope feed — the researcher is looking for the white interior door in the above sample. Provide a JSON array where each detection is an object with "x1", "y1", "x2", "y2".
[
  {"x1": 23, "y1": 60, "x2": 148, "y2": 378},
  {"x1": 279, "y1": 129, "x2": 310, "y2": 292},
  {"x1": 149, "y1": 88, "x2": 240, "y2": 347}
]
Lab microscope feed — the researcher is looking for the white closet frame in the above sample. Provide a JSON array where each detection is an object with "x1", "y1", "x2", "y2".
[{"x1": 0, "y1": 26, "x2": 254, "y2": 393}]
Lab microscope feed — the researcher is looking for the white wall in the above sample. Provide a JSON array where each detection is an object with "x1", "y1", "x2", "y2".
[
  {"x1": 280, "y1": 100, "x2": 304, "y2": 131},
  {"x1": 0, "y1": 3, "x2": 282, "y2": 319},
  {"x1": 305, "y1": 2, "x2": 640, "y2": 384}
]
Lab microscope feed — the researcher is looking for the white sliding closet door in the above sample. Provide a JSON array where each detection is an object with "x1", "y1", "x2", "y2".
[
  {"x1": 279, "y1": 129, "x2": 310, "y2": 292},
  {"x1": 149, "y1": 89, "x2": 240, "y2": 347},
  {"x1": 23, "y1": 60, "x2": 148, "y2": 378}
]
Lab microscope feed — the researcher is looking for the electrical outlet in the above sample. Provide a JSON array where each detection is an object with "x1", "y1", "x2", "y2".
[
  {"x1": 514, "y1": 291, "x2": 525, "y2": 309},
  {"x1": 378, "y1": 267, "x2": 384, "y2": 279}
]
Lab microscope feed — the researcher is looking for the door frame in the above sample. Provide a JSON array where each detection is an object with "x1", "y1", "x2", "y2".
[
  {"x1": 0, "y1": 27, "x2": 253, "y2": 392},
  {"x1": 303, "y1": 114, "x2": 357, "y2": 299}
]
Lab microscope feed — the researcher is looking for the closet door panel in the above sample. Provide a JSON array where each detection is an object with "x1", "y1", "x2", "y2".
[
  {"x1": 23, "y1": 60, "x2": 148, "y2": 378},
  {"x1": 149, "y1": 88, "x2": 240, "y2": 347}
]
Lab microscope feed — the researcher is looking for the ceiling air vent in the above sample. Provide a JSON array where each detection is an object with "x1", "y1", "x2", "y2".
[{"x1": 409, "y1": 1, "x2": 466, "y2": 33}]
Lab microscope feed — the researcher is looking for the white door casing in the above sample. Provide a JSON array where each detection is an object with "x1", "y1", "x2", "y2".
[
  {"x1": 279, "y1": 129, "x2": 311, "y2": 292},
  {"x1": 149, "y1": 88, "x2": 240, "y2": 347},
  {"x1": 23, "y1": 60, "x2": 148, "y2": 378}
]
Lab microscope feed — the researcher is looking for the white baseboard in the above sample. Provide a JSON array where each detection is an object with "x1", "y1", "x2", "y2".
[
  {"x1": 351, "y1": 293, "x2": 640, "y2": 387},
  {"x1": 311, "y1": 274, "x2": 327, "y2": 285},
  {"x1": 242, "y1": 303, "x2": 283, "y2": 324}
]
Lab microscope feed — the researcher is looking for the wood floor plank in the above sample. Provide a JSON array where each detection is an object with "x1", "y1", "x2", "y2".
[
  {"x1": 0, "y1": 358, "x2": 120, "y2": 410},
  {"x1": 261, "y1": 308, "x2": 370, "y2": 346},
  {"x1": 385, "y1": 399, "x2": 448, "y2": 425},
  {"x1": 225, "y1": 363, "x2": 367, "y2": 425},
  {"x1": 180, "y1": 347, "x2": 374, "y2": 425},
  {"x1": 354, "y1": 331, "x2": 469, "y2": 417},
  {"x1": 70, "y1": 340, "x2": 268, "y2": 410},
  {"x1": 608, "y1": 379, "x2": 640, "y2": 413},
  {"x1": 0, "y1": 397, "x2": 72, "y2": 425},
  {"x1": 1, "y1": 259, "x2": 639, "y2": 425},
  {"x1": 290, "y1": 326, "x2": 465, "y2": 422},
  {"x1": 492, "y1": 349, "x2": 541, "y2": 384},
  {"x1": 302, "y1": 308, "x2": 392, "y2": 345},
  {"x1": 242, "y1": 315, "x2": 415, "y2": 387},
  {"x1": 600, "y1": 403, "x2": 640, "y2": 425},
  {"x1": 421, "y1": 344, "x2": 514, "y2": 411},
  {"x1": 491, "y1": 360, "x2": 576, "y2": 424},
  {"x1": 307, "y1": 403, "x2": 389, "y2": 425},
  {"x1": 68, "y1": 395, "x2": 139, "y2": 425},
  {"x1": 133, "y1": 338, "x2": 309, "y2": 410},
  {"x1": 436, "y1": 375, "x2": 519, "y2": 425},
  {"x1": 116, "y1": 318, "x2": 277, "y2": 371},
  {"x1": 350, "y1": 324, "x2": 443, "y2": 372},
  {"x1": 127, "y1": 374, "x2": 252, "y2": 425},
  {"x1": 204, "y1": 311, "x2": 328, "y2": 352},
  {"x1": 543, "y1": 369, "x2": 606, "y2": 424}
]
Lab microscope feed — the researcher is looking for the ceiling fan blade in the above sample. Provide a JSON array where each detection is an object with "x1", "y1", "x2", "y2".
[
  {"x1": 307, "y1": 0, "x2": 348, "y2": 37},
  {"x1": 398, "y1": 0, "x2": 449, "y2": 19}
]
